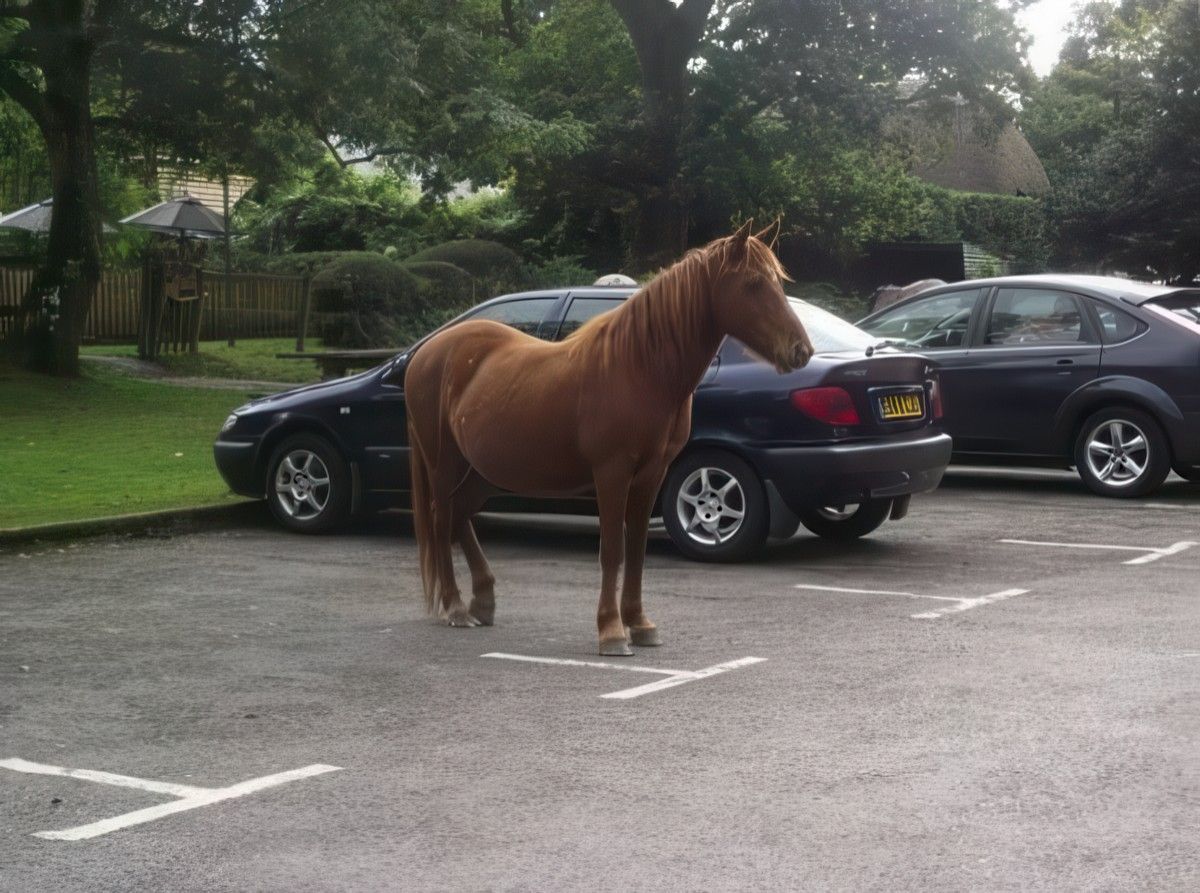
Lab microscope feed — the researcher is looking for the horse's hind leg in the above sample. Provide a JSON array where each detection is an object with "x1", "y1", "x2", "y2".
[
  {"x1": 457, "y1": 521, "x2": 496, "y2": 626},
  {"x1": 429, "y1": 458, "x2": 478, "y2": 627},
  {"x1": 451, "y1": 470, "x2": 497, "y2": 626}
]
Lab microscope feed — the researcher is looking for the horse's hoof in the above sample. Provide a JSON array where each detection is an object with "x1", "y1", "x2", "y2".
[
  {"x1": 628, "y1": 626, "x2": 661, "y2": 647},
  {"x1": 446, "y1": 609, "x2": 480, "y2": 628},
  {"x1": 468, "y1": 605, "x2": 495, "y2": 627},
  {"x1": 599, "y1": 638, "x2": 634, "y2": 657}
]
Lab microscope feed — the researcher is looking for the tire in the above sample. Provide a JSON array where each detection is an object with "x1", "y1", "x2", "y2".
[
  {"x1": 1074, "y1": 407, "x2": 1171, "y2": 498},
  {"x1": 266, "y1": 433, "x2": 352, "y2": 532},
  {"x1": 662, "y1": 449, "x2": 769, "y2": 562},
  {"x1": 797, "y1": 500, "x2": 892, "y2": 540}
]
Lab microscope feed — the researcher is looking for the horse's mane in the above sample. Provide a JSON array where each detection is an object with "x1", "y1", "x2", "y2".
[{"x1": 565, "y1": 233, "x2": 790, "y2": 376}]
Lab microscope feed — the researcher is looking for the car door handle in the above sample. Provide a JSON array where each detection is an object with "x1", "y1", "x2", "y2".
[{"x1": 1055, "y1": 358, "x2": 1074, "y2": 365}]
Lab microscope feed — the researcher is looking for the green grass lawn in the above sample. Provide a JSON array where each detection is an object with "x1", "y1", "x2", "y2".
[
  {"x1": 0, "y1": 363, "x2": 256, "y2": 529},
  {"x1": 81, "y1": 337, "x2": 326, "y2": 384}
]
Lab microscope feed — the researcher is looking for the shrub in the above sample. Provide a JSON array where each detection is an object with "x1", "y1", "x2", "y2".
[
  {"x1": 403, "y1": 260, "x2": 477, "y2": 310},
  {"x1": 406, "y1": 239, "x2": 522, "y2": 284},
  {"x1": 236, "y1": 251, "x2": 360, "y2": 277},
  {"x1": 311, "y1": 253, "x2": 424, "y2": 349},
  {"x1": 522, "y1": 255, "x2": 597, "y2": 289}
]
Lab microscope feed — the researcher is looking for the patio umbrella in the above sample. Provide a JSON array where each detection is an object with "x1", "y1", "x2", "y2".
[
  {"x1": 119, "y1": 195, "x2": 226, "y2": 239},
  {"x1": 0, "y1": 198, "x2": 54, "y2": 233},
  {"x1": 0, "y1": 197, "x2": 116, "y2": 235}
]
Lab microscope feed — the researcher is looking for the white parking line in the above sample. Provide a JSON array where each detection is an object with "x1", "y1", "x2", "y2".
[
  {"x1": 792, "y1": 584, "x2": 963, "y2": 602},
  {"x1": 999, "y1": 538, "x2": 1197, "y2": 565},
  {"x1": 910, "y1": 589, "x2": 1030, "y2": 620},
  {"x1": 794, "y1": 583, "x2": 1031, "y2": 619},
  {"x1": 0, "y1": 757, "x2": 342, "y2": 841},
  {"x1": 480, "y1": 652, "x2": 766, "y2": 700}
]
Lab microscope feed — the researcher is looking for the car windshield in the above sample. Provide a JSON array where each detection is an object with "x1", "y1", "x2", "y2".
[{"x1": 787, "y1": 298, "x2": 876, "y2": 354}]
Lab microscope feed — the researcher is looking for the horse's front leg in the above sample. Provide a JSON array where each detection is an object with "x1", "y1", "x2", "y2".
[
  {"x1": 621, "y1": 467, "x2": 667, "y2": 647},
  {"x1": 593, "y1": 464, "x2": 632, "y2": 656}
]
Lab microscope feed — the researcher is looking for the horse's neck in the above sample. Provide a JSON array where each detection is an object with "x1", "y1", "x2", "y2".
[{"x1": 600, "y1": 275, "x2": 723, "y2": 403}]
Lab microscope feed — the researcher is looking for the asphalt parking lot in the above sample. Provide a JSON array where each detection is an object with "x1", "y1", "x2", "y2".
[{"x1": 2, "y1": 469, "x2": 1198, "y2": 891}]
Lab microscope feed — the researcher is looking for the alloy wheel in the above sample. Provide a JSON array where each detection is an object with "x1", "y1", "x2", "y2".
[
  {"x1": 814, "y1": 503, "x2": 861, "y2": 522},
  {"x1": 274, "y1": 449, "x2": 332, "y2": 520},
  {"x1": 675, "y1": 466, "x2": 746, "y2": 545},
  {"x1": 1083, "y1": 419, "x2": 1149, "y2": 488}
]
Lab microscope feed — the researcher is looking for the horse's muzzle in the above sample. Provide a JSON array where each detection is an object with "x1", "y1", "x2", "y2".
[{"x1": 790, "y1": 340, "x2": 814, "y2": 370}]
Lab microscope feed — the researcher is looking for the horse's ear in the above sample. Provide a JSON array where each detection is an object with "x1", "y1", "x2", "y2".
[
  {"x1": 754, "y1": 218, "x2": 781, "y2": 248},
  {"x1": 733, "y1": 218, "x2": 755, "y2": 242}
]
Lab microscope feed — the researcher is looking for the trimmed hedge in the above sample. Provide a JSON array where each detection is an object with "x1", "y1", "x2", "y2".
[
  {"x1": 406, "y1": 239, "x2": 521, "y2": 283},
  {"x1": 311, "y1": 253, "x2": 424, "y2": 349},
  {"x1": 403, "y1": 260, "x2": 477, "y2": 311},
  {"x1": 919, "y1": 188, "x2": 1049, "y2": 271}
]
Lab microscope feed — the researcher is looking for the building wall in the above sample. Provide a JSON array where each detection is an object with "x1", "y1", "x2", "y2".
[{"x1": 156, "y1": 167, "x2": 255, "y2": 213}]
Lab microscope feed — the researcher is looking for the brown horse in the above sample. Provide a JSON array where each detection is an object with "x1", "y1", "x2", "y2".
[{"x1": 404, "y1": 221, "x2": 814, "y2": 655}]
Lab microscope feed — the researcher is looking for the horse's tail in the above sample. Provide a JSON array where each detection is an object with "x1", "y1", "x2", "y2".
[{"x1": 408, "y1": 420, "x2": 439, "y2": 614}]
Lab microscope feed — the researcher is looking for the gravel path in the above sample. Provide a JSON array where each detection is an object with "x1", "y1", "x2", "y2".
[{"x1": 81, "y1": 354, "x2": 299, "y2": 392}]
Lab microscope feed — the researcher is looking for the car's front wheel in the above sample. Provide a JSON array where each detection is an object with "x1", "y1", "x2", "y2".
[
  {"x1": 1074, "y1": 407, "x2": 1171, "y2": 498},
  {"x1": 797, "y1": 500, "x2": 892, "y2": 540},
  {"x1": 266, "y1": 433, "x2": 352, "y2": 532},
  {"x1": 662, "y1": 450, "x2": 769, "y2": 562}
]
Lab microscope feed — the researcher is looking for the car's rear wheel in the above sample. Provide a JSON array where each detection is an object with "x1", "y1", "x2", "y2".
[
  {"x1": 1074, "y1": 407, "x2": 1171, "y2": 498},
  {"x1": 797, "y1": 500, "x2": 892, "y2": 540},
  {"x1": 266, "y1": 433, "x2": 352, "y2": 532},
  {"x1": 662, "y1": 450, "x2": 769, "y2": 562}
]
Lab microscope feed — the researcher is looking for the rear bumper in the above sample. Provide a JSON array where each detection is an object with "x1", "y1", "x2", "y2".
[
  {"x1": 213, "y1": 438, "x2": 263, "y2": 498},
  {"x1": 747, "y1": 432, "x2": 953, "y2": 513}
]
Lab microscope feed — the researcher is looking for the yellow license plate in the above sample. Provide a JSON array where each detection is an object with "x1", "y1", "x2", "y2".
[{"x1": 878, "y1": 392, "x2": 924, "y2": 420}]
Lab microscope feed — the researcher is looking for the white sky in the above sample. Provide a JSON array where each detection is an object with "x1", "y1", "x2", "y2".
[{"x1": 1016, "y1": 0, "x2": 1078, "y2": 76}]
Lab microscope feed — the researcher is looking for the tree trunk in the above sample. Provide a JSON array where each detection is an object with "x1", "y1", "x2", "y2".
[
  {"x1": 2, "y1": 1, "x2": 103, "y2": 376},
  {"x1": 27, "y1": 99, "x2": 102, "y2": 375},
  {"x1": 611, "y1": 0, "x2": 713, "y2": 272}
]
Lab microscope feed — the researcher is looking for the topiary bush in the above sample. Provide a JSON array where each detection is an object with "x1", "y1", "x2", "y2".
[
  {"x1": 311, "y1": 253, "x2": 425, "y2": 349},
  {"x1": 406, "y1": 239, "x2": 522, "y2": 288},
  {"x1": 403, "y1": 260, "x2": 477, "y2": 310}
]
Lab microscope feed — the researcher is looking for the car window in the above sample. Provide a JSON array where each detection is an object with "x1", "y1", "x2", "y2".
[
  {"x1": 984, "y1": 288, "x2": 1096, "y2": 346},
  {"x1": 558, "y1": 297, "x2": 623, "y2": 339},
  {"x1": 1090, "y1": 299, "x2": 1145, "y2": 344},
  {"x1": 469, "y1": 297, "x2": 558, "y2": 337},
  {"x1": 860, "y1": 289, "x2": 980, "y2": 350}
]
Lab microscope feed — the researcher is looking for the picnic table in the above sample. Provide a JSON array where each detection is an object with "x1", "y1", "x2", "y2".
[{"x1": 275, "y1": 348, "x2": 399, "y2": 380}]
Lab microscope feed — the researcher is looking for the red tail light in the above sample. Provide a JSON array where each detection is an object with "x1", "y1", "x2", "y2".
[
  {"x1": 929, "y1": 379, "x2": 944, "y2": 420},
  {"x1": 790, "y1": 387, "x2": 861, "y2": 425}
]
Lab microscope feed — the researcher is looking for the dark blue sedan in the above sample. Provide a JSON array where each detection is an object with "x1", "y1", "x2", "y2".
[
  {"x1": 858, "y1": 274, "x2": 1200, "y2": 497},
  {"x1": 215, "y1": 286, "x2": 951, "y2": 560}
]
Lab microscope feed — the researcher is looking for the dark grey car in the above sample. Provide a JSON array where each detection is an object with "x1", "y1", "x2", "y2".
[{"x1": 857, "y1": 274, "x2": 1200, "y2": 497}]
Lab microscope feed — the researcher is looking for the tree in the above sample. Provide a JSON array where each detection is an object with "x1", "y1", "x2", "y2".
[
  {"x1": 0, "y1": 1, "x2": 107, "y2": 375},
  {"x1": 0, "y1": 0, "x2": 299, "y2": 374},
  {"x1": 1022, "y1": 0, "x2": 1200, "y2": 279}
]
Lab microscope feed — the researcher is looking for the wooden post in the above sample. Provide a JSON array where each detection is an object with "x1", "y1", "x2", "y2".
[
  {"x1": 296, "y1": 275, "x2": 312, "y2": 352},
  {"x1": 190, "y1": 266, "x2": 204, "y2": 353},
  {"x1": 223, "y1": 172, "x2": 235, "y2": 347}
]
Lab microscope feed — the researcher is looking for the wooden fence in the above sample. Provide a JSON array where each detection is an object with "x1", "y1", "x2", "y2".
[{"x1": 0, "y1": 266, "x2": 311, "y2": 344}]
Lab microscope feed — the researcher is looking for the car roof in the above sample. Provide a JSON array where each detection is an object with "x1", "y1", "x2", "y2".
[{"x1": 921, "y1": 274, "x2": 1200, "y2": 306}]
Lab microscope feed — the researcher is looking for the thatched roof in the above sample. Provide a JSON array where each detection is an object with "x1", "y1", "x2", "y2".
[{"x1": 890, "y1": 100, "x2": 1050, "y2": 198}]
